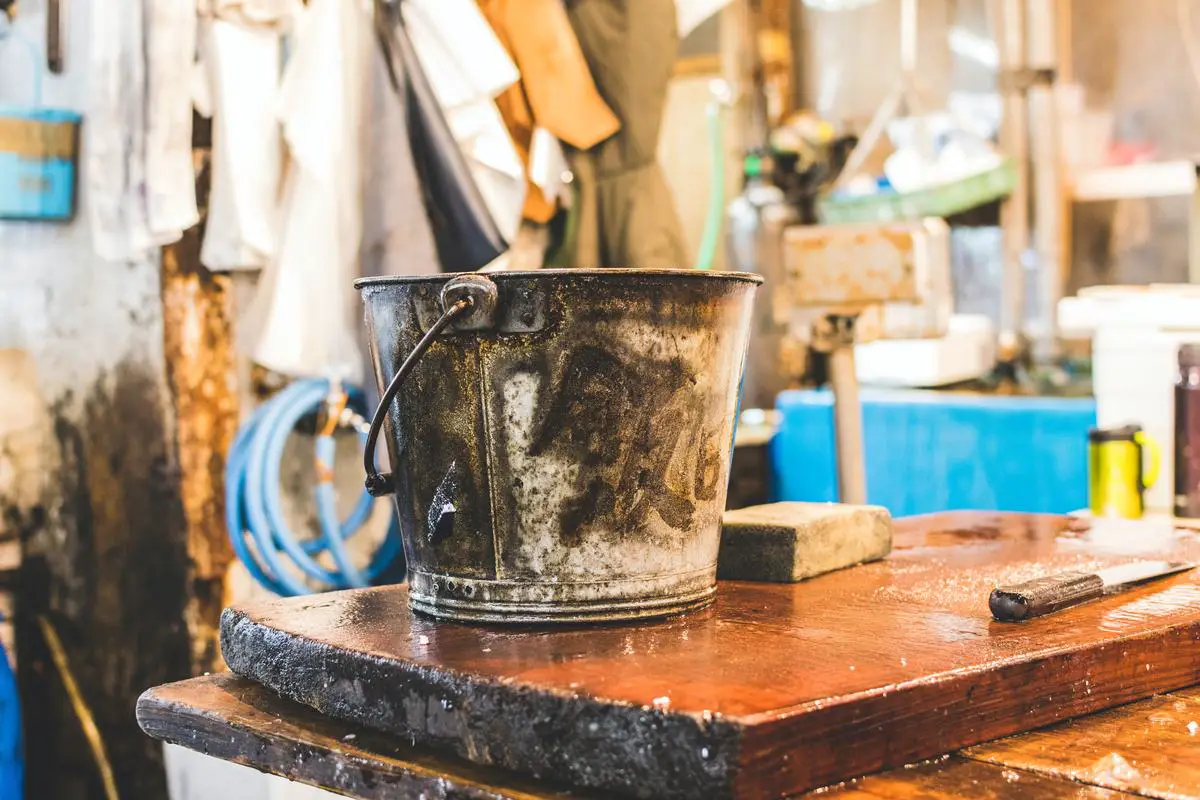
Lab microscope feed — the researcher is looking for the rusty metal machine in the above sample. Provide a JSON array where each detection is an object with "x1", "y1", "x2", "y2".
[{"x1": 779, "y1": 218, "x2": 952, "y2": 503}]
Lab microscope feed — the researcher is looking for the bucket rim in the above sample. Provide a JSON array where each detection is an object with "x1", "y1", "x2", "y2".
[{"x1": 354, "y1": 268, "x2": 764, "y2": 290}]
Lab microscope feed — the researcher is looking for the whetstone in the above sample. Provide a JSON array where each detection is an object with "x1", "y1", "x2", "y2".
[{"x1": 718, "y1": 501, "x2": 893, "y2": 582}]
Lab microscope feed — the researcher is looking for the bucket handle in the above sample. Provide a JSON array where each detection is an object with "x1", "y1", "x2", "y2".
[{"x1": 363, "y1": 274, "x2": 500, "y2": 498}]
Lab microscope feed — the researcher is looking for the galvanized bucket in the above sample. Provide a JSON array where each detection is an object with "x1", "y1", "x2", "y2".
[{"x1": 358, "y1": 269, "x2": 761, "y2": 623}]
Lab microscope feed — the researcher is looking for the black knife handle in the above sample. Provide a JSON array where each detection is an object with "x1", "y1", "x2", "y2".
[{"x1": 990, "y1": 571, "x2": 1105, "y2": 622}]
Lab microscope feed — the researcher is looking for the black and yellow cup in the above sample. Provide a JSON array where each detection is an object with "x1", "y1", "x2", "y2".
[{"x1": 1088, "y1": 425, "x2": 1161, "y2": 519}]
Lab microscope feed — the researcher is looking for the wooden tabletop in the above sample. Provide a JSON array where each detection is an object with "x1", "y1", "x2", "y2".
[
  {"x1": 140, "y1": 672, "x2": 1200, "y2": 799},
  {"x1": 216, "y1": 512, "x2": 1200, "y2": 798}
]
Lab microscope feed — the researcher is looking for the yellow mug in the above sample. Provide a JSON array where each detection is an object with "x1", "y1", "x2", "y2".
[{"x1": 1088, "y1": 425, "x2": 1161, "y2": 519}]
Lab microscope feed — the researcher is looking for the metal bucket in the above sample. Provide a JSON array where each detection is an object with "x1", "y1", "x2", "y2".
[{"x1": 357, "y1": 269, "x2": 760, "y2": 623}]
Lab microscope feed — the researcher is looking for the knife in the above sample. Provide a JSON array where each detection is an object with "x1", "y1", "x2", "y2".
[{"x1": 989, "y1": 561, "x2": 1196, "y2": 622}]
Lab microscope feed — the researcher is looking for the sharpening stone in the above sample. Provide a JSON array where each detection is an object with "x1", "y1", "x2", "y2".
[{"x1": 718, "y1": 501, "x2": 893, "y2": 582}]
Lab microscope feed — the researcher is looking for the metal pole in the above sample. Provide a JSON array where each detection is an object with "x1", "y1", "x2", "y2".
[
  {"x1": 992, "y1": 0, "x2": 1030, "y2": 363},
  {"x1": 828, "y1": 337, "x2": 867, "y2": 505},
  {"x1": 1026, "y1": 0, "x2": 1063, "y2": 359}
]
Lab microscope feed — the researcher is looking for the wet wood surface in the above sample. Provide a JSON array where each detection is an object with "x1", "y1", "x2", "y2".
[
  {"x1": 217, "y1": 512, "x2": 1200, "y2": 798},
  {"x1": 966, "y1": 687, "x2": 1200, "y2": 798},
  {"x1": 817, "y1": 756, "x2": 1136, "y2": 799},
  {"x1": 141, "y1": 673, "x2": 1184, "y2": 799}
]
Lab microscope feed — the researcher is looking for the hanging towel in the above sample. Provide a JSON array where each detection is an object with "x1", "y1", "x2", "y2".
[
  {"x1": 479, "y1": 0, "x2": 619, "y2": 224},
  {"x1": 88, "y1": 0, "x2": 199, "y2": 261},
  {"x1": 87, "y1": 0, "x2": 150, "y2": 260},
  {"x1": 195, "y1": 0, "x2": 294, "y2": 271},
  {"x1": 378, "y1": 3, "x2": 507, "y2": 271},
  {"x1": 564, "y1": 0, "x2": 689, "y2": 268},
  {"x1": 675, "y1": 0, "x2": 734, "y2": 39},
  {"x1": 146, "y1": 0, "x2": 201, "y2": 239},
  {"x1": 402, "y1": 0, "x2": 525, "y2": 242},
  {"x1": 243, "y1": 0, "x2": 367, "y2": 381},
  {"x1": 360, "y1": 19, "x2": 440, "y2": 280}
]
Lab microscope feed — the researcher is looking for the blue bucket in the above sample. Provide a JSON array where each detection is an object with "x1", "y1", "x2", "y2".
[
  {"x1": 0, "y1": 105, "x2": 80, "y2": 221},
  {"x1": 0, "y1": 23, "x2": 80, "y2": 222}
]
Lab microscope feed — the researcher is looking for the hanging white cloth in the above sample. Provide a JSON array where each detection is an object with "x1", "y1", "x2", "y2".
[
  {"x1": 88, "y1": 0, "x2": 198, "y2": 261},
  {"x1": 87, "y1": 0, "x2": 151, "y2": 260},
  {"x1": 243, "y1": 0, "x2": 368, "y2": 382},
  {"x1": 675, "y1": 0, "x2": 734, "y2": 38},
  {"x1": 360, "y1": 30, "x2": 440, "y2": 280},
  {"x1": 146, "y1": 0, "x2": 201, "y2": 240},
  {"x1": 528, "y1": 126, "x2": 572, "y2": 209},
  {"x1": 195, "y1": 0, "x2": 294, "y2": 271},
  {"x1": 402, "y1": 0, "x2": 525, "y2": 242}
]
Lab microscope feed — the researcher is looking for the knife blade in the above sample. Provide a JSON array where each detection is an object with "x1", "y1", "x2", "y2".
[{"x1": 989, "y1": 560, "x2": 1195, "y2": 622}]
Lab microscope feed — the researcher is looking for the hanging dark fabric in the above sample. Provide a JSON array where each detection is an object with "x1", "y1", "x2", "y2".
[{"x1": 374, "y1": 0, "x2": 508, "y2": 272}]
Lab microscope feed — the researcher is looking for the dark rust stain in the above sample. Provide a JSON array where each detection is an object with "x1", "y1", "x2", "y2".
[
  {"x1": 19, "y1": 360, "x2": 192, "y2": 800},
  {"x1": 161, "y1": 218, "x2": 239, "y2": 674},
  {"x1": 527, "y1": 343, "x2": 702, "y2": 539}
]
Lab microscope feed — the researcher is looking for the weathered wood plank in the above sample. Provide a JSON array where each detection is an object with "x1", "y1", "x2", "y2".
[
  {"x1": 965, "y1": 689, "x2": 1200, "y2": 799},
  {"x1": 140, "y1": 674, "x2": 1145, "y2": 800},
  {"x1": 219, "y1": 513, "x2": 1200, "y2": 799},
  {"x1": 818, "y1": 756, "x2": 1135, "y2": 799},
  {"x1": 138, "y1": 673, "x2": 589, "y2": 800}
]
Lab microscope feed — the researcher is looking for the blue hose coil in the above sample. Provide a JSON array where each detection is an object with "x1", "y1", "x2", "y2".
[{"x1": 226, "y1": 378, "x2": 403, "y2": 596}]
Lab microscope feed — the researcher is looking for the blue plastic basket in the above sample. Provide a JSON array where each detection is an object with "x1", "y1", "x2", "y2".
[
  {"x1": 0, "y1": 26, "x2": 80, "y2": 221},
  {"x1": 773, "y1": 388, "x2": 1097, "y2": 516}
]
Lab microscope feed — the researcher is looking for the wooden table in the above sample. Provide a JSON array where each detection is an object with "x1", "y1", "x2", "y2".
[
  {"x1": 139, "y1": 511, "x2": 1200, "y2": 798},
  {"x1": 214, "y1": 512, "x2": 1200, "y2": 798},
  {"x1": 141, "y1": 672, "x2": 1200, "y2": 799}
]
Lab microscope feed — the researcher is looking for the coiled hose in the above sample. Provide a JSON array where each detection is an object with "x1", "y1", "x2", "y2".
[{"x1": 226, "y1": 378, "x2": 403, "y2": 596}]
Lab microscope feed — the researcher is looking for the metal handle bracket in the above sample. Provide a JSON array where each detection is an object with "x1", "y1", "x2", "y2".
[{"x1": 363, "y1": 275, "x2": 499, "y2": 497}]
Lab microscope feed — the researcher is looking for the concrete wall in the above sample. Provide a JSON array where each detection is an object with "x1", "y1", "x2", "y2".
[{"x1": 0, "y1": 2, "x2": 192, "y2": 797}]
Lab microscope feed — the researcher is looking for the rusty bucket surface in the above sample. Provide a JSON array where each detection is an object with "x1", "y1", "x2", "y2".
[{"x1": 357, "y1": 269, "x2": 760, "y2": 623}]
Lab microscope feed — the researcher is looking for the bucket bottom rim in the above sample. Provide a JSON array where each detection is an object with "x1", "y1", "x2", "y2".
[{"x1": 408, "y1": 583, "x2": 717, "y2": 625}]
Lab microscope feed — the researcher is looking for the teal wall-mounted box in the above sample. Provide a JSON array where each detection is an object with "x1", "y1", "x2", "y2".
[{"x1": 0, "y1": 105, "x2": 80, "y2": 221}]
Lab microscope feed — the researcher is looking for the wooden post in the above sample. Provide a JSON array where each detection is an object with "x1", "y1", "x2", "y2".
[
  {"x1": 992, "y1": 0, "x2": 1031, "y2": 361},
  {"x1": 1026, "y1": 0, "x2": 1065, "y2": 358},
  {"x1": 759, "y1": 0, "x2": 795, "y2": 127},
  {"x1": 720, "y1": 0, "x2": 766, "y2": 154},
  {"x1": 160, "y1": 144, "x2": 239, "y2": 675}
]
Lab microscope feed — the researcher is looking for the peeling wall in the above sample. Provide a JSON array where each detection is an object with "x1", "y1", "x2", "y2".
[{"x1": 0, "y1": 2, "x2": 191, "y2": 798}]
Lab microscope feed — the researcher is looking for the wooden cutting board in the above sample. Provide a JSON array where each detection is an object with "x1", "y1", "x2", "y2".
[{"x1": 220, "y1": 512, "x2": 1200, "y2": 799}]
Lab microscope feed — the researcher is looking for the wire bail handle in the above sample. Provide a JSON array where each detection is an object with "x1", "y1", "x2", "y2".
[{"x1": 363, "y1": 274, "x2": 500, "y2": 498}]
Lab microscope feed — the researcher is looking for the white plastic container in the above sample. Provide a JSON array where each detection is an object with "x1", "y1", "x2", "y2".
[
  {"x1": 854, "y1": 314, "x2": 996, "y2": 387},
  {"x1": 1058, "y1": 285, "x2": 1200, "y2": 513}
]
